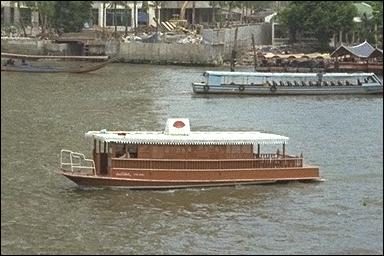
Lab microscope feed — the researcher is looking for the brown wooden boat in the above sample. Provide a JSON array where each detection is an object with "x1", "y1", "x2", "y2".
[
  {"x1": 1, "y1": 53, "x2": 116, "y2": 73},
  {"x1": 1, "y1": 52, "x2": 109, "y2": 61},
  {"x1": 59, "y1": 119, "x2": 323, "y2": 189},
  {"x1": 1, "y1": 60, "x2": 111, "y2": 73}
]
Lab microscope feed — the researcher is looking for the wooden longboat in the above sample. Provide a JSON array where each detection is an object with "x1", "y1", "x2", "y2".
[
  {"x1": 1, "y1": 53, "x2": 115, "y2": 73},
  {"x1": 1, "y1": 52, "x2": 109, "y2": 61},
  {"x1": 192, "y1": 71, "x2": 383, "y2": 95},
  {"x1": 1, "y1": 61, "x2": 110, "y2": 73},
  {"x1": 59, "y1": 119, "x2": 322, "y2": 189}
]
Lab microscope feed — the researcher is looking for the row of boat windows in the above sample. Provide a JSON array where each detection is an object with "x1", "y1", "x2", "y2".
[
  {"x1": 94, "y1": 143, "x2": 253, "y2": 155},
  {"x1": 266, "y1": 80, "x2": 364, "y2": 87},
  {"x1": 211, "y1": 76, "x2": 375, "y2": 85}
]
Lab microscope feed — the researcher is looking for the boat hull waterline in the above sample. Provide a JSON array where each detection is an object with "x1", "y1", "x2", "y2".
[
  {"x1": 192, "y1": 83, "x2": 383, "y2": 95},
  {"x1": 59, "y1": 167, "x2": 322, "y2": 189}
]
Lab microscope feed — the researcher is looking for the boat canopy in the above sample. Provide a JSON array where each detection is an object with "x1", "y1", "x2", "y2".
[
  {"x1": 203, "y1": 71, "x2": 375, "y2": 78},
  {"x1": 85, "y1": 131, "x2": 288, "y2": 145},
  {"x1": 330, "y1": 41, "x2": 383, "y2": 59},
  {"x1": 85, "y1": 119, "x2": 289, "y2": 145}
]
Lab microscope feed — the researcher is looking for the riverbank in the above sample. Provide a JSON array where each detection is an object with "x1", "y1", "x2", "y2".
[
  {"x1": 2, "y1": 37, "x2": 382, "y2": 74},
  {"x1": 1, "y1": 37, "x2": 225, "y2": 66}
]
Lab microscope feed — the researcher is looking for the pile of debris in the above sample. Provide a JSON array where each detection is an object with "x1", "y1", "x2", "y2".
[
  {"x1": 121, "y1": 18, "x2": 203, "y2": 45},
  {"x1": 176, "y1": 35, "x2": 203, "y2": 44}
]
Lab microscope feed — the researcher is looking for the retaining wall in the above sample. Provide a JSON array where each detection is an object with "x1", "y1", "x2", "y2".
[
  {"x1": 202, "y1": 23, "x2": 272, "y2": 60},
  {"x1": 2, "y1": 23, "x2": 271, "y2": 66},
  {"x1": 118, "y1": 42, "x2": 224, "y2": 66},
  {"x1": 1, "y1": 37, "x2": 68, "y2": 55}
]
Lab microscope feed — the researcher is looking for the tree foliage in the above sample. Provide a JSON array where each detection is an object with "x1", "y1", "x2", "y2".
[
  {"x1": 54, "y1": 1, "x2": 93, "y2": 32},
  {"x1": 360, "y1": 1, "x2": 383, "y2": 46},
  {"x1": 21, "y1": 1, "x2": 92, "y2": 33},
  {"x1": 278, "y1": 1, "x2": 357, "y2": 50}
]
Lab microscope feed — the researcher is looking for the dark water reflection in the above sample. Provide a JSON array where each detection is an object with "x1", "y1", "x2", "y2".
[{"x1": 1, "y1": 64, "x2": 383, "y2": 254}]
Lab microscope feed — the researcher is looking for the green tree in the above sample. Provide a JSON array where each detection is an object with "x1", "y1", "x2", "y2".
[
  {"x1": 54, "y1": 1, "x2": 93, "y2": 33},
  {"x1": 35, "y1": 1, "x2": 56, "y2": 35},
  {"x1": 372, "y1": 1, "x2": 383, "y2": 46},
  {"x1": 356, "y1": 1, "x2": 383, "y2": 46},
  {"x1": 215, "y1": 1, "x2": 228, "y2": 27},
  {"x1": 11, "y1": 1, "x2": 27, "y2": 36},
  {"x1": 278, "y1": 2, "x2": 305, "y2": 42},
  {"x1": 278, "y1": 1, "x2": 357, "y2": 50},
  {"x1": 225, "y1": 1, "x2": 239, "y2": 26},
  {"x1": 371, "y1": 1, "x2": 383, "y2": 26},
  {"x1": 209, "y1": 1, "x2": 219, "y2": 25}
]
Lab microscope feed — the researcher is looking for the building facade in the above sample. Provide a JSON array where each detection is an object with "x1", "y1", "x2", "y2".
[
  {"x1": 1, "y1": 1, "x2": 158, "y2": 35},
  {"x1": 90, "y1": 1, "x2": 158, "y2": 31}
]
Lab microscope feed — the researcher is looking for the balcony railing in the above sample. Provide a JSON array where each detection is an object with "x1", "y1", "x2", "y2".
[{"x1": 111, "y1": 154, "x2": 303, "y2": 170}]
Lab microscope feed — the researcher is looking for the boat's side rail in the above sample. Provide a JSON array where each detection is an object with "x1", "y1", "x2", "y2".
[
  {"x1": 60, "y1": 149, "x2": 95, "y2": 174},
  {"x1": 256, "y1": 153, "x2": 298, "y2": 159},
  {"x1": 197, "y1": 72, "x2": 382, "y2": 88},
  {"x1": 111, "y1": 157, "x2": 303, "y2": 170},
  {"x1": 371, "y1": 73, "x2": 383, "y2": 86}
]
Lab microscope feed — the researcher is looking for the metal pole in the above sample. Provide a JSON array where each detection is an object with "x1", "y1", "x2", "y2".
[
  {"x1": 252, "y1": 33, "x2": 257, "y2": 71},
  {"x1": 230, "y1": 26, "x2": 238, "y2": 72}
]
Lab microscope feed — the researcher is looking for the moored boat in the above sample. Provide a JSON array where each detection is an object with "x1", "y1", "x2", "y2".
[
  {"x1": 1, "y1": 58, "x2": 112, "y2": 73},
  {"x1": 59, "y1": 118, "x2": 322, "y2": 189},
  {"x1": 192, "y1": 71, "x2": 383, "y2": 95},
  {"x1": 1, "y1": 53, "x2": 116, "y2": 73},
  {"x1": 1, "y1": 52, "x2": 110, "y2": 61}
]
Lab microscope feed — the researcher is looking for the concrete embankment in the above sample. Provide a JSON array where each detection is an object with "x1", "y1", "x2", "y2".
[
  {"x1": 1, "y1": 24, "x2": 270, "y2": 66},
  {"x1": 1, "y1": 38, "x2": 223, "y2": 66},
  {"x1": 116, "y1": 42, "x2": 223, "y2": 66},
  {"x1": 1, "y1": 38, "x2": 224, "y2": 66},
  {"x1": 1, "y1": 37, "x2": 68, "y2": 55}
]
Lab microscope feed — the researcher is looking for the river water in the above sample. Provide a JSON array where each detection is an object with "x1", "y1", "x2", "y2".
[{"x1": 1, "y1": 64, "x2": 383, "y2": 254}]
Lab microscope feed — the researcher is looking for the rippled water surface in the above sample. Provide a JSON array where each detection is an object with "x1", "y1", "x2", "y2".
[{"x1": 1, "y1": 64, "x2": 383, "y2": 254}]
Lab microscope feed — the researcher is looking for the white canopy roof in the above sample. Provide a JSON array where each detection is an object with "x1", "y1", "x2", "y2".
[
  {"x1": 85, "y1": 119, "x2": 288, "y2": 145},
  {"x1": 203, "y1": 71, "x2": 374, "y2": 78},
  {"x1": 85, "y1": 131, "x2": 288, "y2": 145}
]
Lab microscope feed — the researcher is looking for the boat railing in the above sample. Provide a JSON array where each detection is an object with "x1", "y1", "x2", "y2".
[
  {"x1": 371, "y1": 73, "x2": 383, "y2": 86},
  {"x1": 111, "y1": 156, "x2": 303, "y2": 170},
  {"x1": 256, "y1": 153, "x2": 300, "y2": 158},
  {"x1": 60, "y1": 149, "x2": 95, "y2": 175}
]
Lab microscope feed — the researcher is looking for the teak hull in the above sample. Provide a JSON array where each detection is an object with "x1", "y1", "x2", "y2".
[{"x1": 59, "y1": 166, "x2": 322, "y2": 189}]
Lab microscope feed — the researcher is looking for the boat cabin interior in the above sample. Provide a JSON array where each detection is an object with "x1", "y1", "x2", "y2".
[
  {"x1": 201, "y1": 71, "x2": 382, "y2": 87},
  {"x1": 90, "y1": 139, "x2": 299, "y2": 177}
]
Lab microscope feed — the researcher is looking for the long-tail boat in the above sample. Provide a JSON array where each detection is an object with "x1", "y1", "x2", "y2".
[
  {"x1": 1, "y1": 52, "x2": 109, "y2": 61},
  {"x1": 1, "y1": 52, "x2": 115, "y2": 73},
  {"x1": 59, "y1": 119, "x2": 322, "y2": 189}
]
